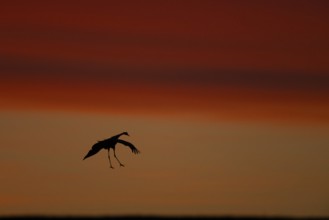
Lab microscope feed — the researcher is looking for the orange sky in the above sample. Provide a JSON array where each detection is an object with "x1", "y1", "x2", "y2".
[
  {"x1": 1, "y1": 1, "x2": 329, "y2": 124},
  {"x1": 0, "y1": 0, "x2": 329, "y2": 217}
]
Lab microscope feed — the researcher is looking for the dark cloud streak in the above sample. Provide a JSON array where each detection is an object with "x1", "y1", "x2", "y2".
[{"x1": 1, "y1": 55, "x2": 328, "y2": 91}]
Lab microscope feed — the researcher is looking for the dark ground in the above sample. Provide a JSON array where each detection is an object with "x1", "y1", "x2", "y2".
[{"x1": 0, "y1": 216, "x2": 328, "y2": 220}]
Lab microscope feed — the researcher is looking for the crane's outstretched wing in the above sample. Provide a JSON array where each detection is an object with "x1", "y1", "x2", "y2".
[
  {"x1": 117, "y1": 139, "x2": 140, "y2": 154},
  {"x1": 83, "y1": 141, "x2": 105, "y2": 160}
]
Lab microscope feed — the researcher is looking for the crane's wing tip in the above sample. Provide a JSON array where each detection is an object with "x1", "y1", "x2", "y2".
[{"x1": 133, "y1": 149, "x2": 141, "y2": 154}]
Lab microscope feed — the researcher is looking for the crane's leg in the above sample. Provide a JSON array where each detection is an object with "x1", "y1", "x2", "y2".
[
  {"x1": 113, "y1": 149, "x2": 125, "y2": 167},
  {"x1": 108, "y1": 149, "x2": 114, "y2": 169}
]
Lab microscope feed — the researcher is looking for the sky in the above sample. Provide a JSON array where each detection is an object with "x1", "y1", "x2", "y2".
[{"x1": 0, "y1": 0, "x2": 329, "y2": 217}]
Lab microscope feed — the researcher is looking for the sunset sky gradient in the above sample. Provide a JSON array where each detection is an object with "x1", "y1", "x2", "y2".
[{"x1": 0, "y1": 0, "x2": 328, "y2": 217}]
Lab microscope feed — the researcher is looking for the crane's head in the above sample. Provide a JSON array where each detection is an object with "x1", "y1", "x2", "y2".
[{"x1": 123, "y1": 131, "x2": 129, "y2": 136}]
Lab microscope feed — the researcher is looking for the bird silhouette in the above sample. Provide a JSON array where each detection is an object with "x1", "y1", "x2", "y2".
[{"x1": 83, "y1": 132, "x2": 140, "y2": 168}]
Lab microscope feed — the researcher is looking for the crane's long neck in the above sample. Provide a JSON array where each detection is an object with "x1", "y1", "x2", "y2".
[{"x1": 114, "y1": 132, "x2": 126, "y2": 139}]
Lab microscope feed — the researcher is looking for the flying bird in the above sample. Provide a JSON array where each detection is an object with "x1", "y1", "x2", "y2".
[{"x1": 83, "y1": 132, "x2": 140, "y2": 168}]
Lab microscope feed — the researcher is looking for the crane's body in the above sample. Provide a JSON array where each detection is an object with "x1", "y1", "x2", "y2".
[{"x1": 83, "y1": 132, "x2": 140, "y2": 168}]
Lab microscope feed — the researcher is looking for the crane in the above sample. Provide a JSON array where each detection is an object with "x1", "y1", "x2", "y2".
[{"x1": 83, "y1": 132, "x2": 140, "y2": 168}]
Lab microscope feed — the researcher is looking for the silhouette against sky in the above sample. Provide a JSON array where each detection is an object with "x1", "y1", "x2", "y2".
[
  {"x1": 83, "y1": 132, "x2": 140, "y2": 168},
  {"x1": 0, "y1": 0, "x2": 328, "y2": 217}
]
